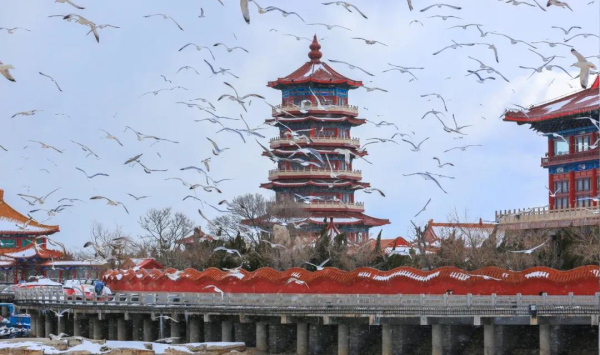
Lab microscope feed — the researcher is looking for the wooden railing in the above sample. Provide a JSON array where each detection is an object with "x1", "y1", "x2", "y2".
[
  {"x1": 269, "y1": 169, "x2": 362, "y2": 179},
  {"x1": 299, "y1": 201, "x2": 365, "y2": 212},
  {"x1": 269, "y1": 136, "x2": 360, "y2": 148},
  {"x1": 541, "y1": 148, "x2": 600, "y2": 166}
]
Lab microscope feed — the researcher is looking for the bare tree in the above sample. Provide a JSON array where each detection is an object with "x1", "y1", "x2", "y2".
[{"x1": 77, "y1": 222, "x2": 136, "y2": 269}]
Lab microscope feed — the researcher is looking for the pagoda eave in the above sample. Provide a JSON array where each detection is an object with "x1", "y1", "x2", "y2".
[
  {"x1": 266, "y1": 116, "x2": 366, "y2": 126},
  {"x1": 260, "y1": 181, "x2": 370, "y2": 190}
]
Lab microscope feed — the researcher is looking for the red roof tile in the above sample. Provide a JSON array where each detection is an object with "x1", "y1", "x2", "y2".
[{"x1": 0, "y1": 189, "x2": 59, "y2": 236}]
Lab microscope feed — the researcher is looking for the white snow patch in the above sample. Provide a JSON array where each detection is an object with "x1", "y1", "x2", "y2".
[
  {"x1": 524, "y1": 271, "x2": 550, "y2": 279},
  {"x1": 115, "y1": 274, "x2": 123, "y2": 281},
  {"x1": 372, "y1": 270, "x2": 440, "y2": 282},
  {"x1": 449, "y1": 272, "x2": 470, "y2": 281}
]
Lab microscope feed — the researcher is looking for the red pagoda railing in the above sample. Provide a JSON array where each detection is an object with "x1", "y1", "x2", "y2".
[
  {"x1": 269, "y1": 136, "x2": 361, "y2": 148},
  {"x1": 541, "y1": 148, "x2": 600, "y2": 167},
  {"x1": 272, "y1": 104, "x2": 359, "y2": 116},
  {"x1": 268, "y1": 168, "x2": 362, "y2": 180}
]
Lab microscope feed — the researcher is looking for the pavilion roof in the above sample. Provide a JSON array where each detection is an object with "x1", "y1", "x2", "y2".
[
  {"x1": 0, "y1": 189, "x2": 59, "y2": 236},
  {"x1": 0, "y1": 243, "x2": 64, "y2": 260},
  {"x1": 504, "y1": 76, "x2": 599, "y2": 123},
  {"x1": 267, "y1": 36, "x2": 362, "y2": 89}
]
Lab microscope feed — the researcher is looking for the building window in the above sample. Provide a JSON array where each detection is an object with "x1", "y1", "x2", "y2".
[
  {"x1": 22, "y1": 239, "x2": 32, "y2": 247},
  {"x1": 554, "y1": 180, "x2": 569, "y2": 194},
  {"x1": 554, "y1": 140, "x2": 569, "y2": 155},
  {"x1": 576, "y1": 178, "x2": 591, "y2": 192},
  {"x1": 0, "y1": 240, "x2": 16, "y2": 248},
  {"x1": 577, "y1": 195, "x2": 593, "y2": 207},
  {"x1": 554, "y1": 197, "x2": 569, "y2": 209},
  {"x1": 575, "y1": 135, "x2": 590, "y2": 152},
  {"x1": 338, "y1": 97, "x2": 347, "y2": 106}
]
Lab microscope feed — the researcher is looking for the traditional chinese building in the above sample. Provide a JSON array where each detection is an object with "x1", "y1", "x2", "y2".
[
  {"x1": 260, "y1": 36, "x2": 389, "y2": 242},
  {"x1": 0, "y1": 189, "x2": 105, "y2": 283},
  {"x1": 504, "y1": 77, "x2": 599, "y2": 210}
]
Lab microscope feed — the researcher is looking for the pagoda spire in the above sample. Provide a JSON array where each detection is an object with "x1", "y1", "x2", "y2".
[{"x1": 308, "y1": 35, "x2": 322, "y2": 63}]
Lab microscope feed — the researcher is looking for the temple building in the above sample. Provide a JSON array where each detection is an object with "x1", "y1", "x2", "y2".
[
  {"x1": 260, "y1": 36, "x2": 389, "y2": 242},
  {"x1": 504, "y1": 77, "x2": 599, "y2": 210},
  {"x1": 0, "y1": 189, "x2": 105, "y2": 283}
]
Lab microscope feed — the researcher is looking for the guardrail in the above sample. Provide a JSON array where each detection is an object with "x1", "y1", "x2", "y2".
[
  {"x1": 496, "y1": 206, "x2": 600, "y2": 223},
  {"x1": 14, "y1": 290, "x2": 600, "y2": 310}
]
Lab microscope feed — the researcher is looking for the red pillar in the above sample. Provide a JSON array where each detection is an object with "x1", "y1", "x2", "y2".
[
  {"x1": 569, "y1": 136, "x2": 575, "y2": 154},
  {"x1": 548, "y1": 173, "x2": 555, "y2": 210},
  {"x1": 569, "y1": 171, "x2": 576, "y2": 208},
  {"x1": 547, "y1": 138, "x2": 554, "y2": 157},
  {"x1": 592, "y1": 168, "x2": 598, "y2": 207},
  {"x1": 58, "y1": 270, "x2": 62, "y2": 283}
]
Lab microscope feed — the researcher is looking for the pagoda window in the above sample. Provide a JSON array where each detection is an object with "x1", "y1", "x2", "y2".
[
  {"x1": 22, "y1": 239, "x2": 32, "y2": 247},
  {"x1": 555, "y1": 197, "x2": 569, "y2": 209},
  {"x1": 577, "y1": 195, "x2": 593, "y2": 207},
  {"x1": 0, "y1": 239, "x2": 16, "y2": 248},
  {"x1": 341, "y1": 194, "x2": 351, "y2": 203},
  {"x1": 554, "y1": 140, "x2": 569, "y2": 156},
  {"x1": 576, "y1": 178, "x2": 591, "y2": 192},
  {"x1": 338, "y1": 97, "x2": 347, "y2": 106},
  {"x1": 554, "y1": 180, "x2": 569, "y2": 194},
  {"x1": 316, "y1": 129, "x2": 335, "y2": 138},
  {"x1": 575, "y1": 135, "x2": 591, "y2": 152}
]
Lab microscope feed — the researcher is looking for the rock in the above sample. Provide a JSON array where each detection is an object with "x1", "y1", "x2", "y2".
[
  {"x1": 186, "y1": 344, "x2": 207, "y2": 352},
  {"x1": 143, "y1": 343, "x2": 153, "y2": 350}
]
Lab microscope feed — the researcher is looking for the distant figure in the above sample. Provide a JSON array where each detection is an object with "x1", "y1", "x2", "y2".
[
  {"x1": 445, "y1": 289, "x2": 454, "y2": 295},
  {"x1": 94, "y1": 280, "x2": 105, "y2": 295}
]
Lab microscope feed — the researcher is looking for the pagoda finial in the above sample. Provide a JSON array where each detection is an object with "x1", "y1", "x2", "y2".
[{"x1": 308, "y1": 35, "x2": 322, "y2": 63}]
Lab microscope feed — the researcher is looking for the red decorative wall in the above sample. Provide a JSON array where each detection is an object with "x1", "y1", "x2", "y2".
[{"x1": 103, "y1": 266, "x2": 600, "y2": 296}]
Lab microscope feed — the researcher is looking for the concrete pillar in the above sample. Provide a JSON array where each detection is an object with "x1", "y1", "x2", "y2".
[
  {"x1": 256, "y1": 322, "x2": 268, "y2": 352},
  {"x1": 1, "y1": 306, "x2": 9, "y2": 318},
  {"x1": 30, "y1": 313, "x2": 38, "y2": 337},
  {"x1": 73, "y1": 317, "x2": 82, "y2": 337},
  {"x1": 540, "y1": 325, "x2": 551, "y2": 355},
  {"x1": 36, "y1": 315, "x2": 44, "y2": 339},
  {"x1": 189, "y1": 317, "x2": 202, "y2": 343},
  {"x1": 484, "y1": 324, "x2": 495, "y2": 355},
  {"x1": 44, "y1": 314, "x2": 53, "y2": 338},
  {"x1": 170, "y1": 320, "x2": 181, "y2": 342},
  {"x1": 143, "y1": 317, "x2": 154, "y2": 342},
  {"x1": 382, "y1": 324, "x2": 392, "y2": 355},
  {"x1": 234, "y1": 323, "x2": 255, "y2": 347},
  {"x1": 92, "y1": 317, "x2": 103, "y2": 340},
  {"x1": 117, "y1": 318, "x2": 127, "y2": 341},
  {"x1": 57, "y1": 317, "x2": 65, "y2": 335},
  {"x1": 132, "y1": 316, "x2": 142, "y2": 341},
  {"x1": 338, "y1": 324, "x2": 349, "y2": 355},
  {"x1": 221, "y1": 320, "x2": 233, "y2": 342},
  {"x1": 297, "y1": 323, "x2": 308, "y2": 355},
  {"x1": 432, "y1": 324, "x2": 443, "y2": 355},
  {"x1": 107, "y1": 317, "x2": 117, "y2": 340}
]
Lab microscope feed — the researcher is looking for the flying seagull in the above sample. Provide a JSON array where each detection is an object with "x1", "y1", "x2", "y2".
[
  {"x1": 17, "y1": 188, "x2": 60, "y2": 205},
  {"x1": 0, "y1": 61, "x2": 16, "y2": 82},
  {"x1": 39, "y1": 72, "x2": 62, "y2": 92},
  {"x1": 509, "y1": 240, "x2": 547, "y2": 254},
  {"x1": 59, "y1": 14, "x2": 100, "y2": 43},
  {"x1": 328, "y1": 59, "x2": 374, "y2": 76},
  {"x1": 76, "y1": 167, "x2": 109, "y2": 179},
  {"x1": 11, "y1": 110, "x2": 42, "y2": 118},
  {"x1": 55, "y1": 0, "x2": 85, "y2": 9},
  {"x1": 414, "y1": 198, "x2": 432, "y2": 217},
  {"x1": 143, "y1": 14, "x2": 184, "y2": 31},
  {"x1": 178, "y1": 43, "x2": 216, "y2": 60},
  {"x1": 90, "y1": 196, "x2": 129, "y2": 214},
  {"x1": 433, "y1": 157, "x2": 454, "y2": 167},
  {"x1": 403, "y1": 172, "x2": 448, "y2": 193},
  {"x1": 571, "y1": 48, "x2": 597, "y2": 88},
  {"x1": 303, "y1": 258, "x2": 330, "y2": 271},
  {"x1": 322, "y1": 2, "x2": 368, "y2": 18},
  {"x1": 420, "y1": 3, "x2": 462, "y2": 11}
]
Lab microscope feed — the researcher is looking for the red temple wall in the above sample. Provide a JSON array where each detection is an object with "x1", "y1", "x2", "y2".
[{"x1": 104, "y1": 266, "x2": 600, "y2": 296}]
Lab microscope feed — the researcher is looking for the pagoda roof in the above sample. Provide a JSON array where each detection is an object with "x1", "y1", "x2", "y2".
[
  {"x1": 0, "y1": 189, "x2": 60, "y2": 236},
  {"x1": 261, "y1": 180, "x2": 370, "y2": 189},
  {"x1": 1, "y1": 243, "x2": 64, "y2": 260},
  {"x1": 267, "y1": 115, "x2": 366, "y2": 125},
  {"x1": 39, "y1": 260, "x2": 107, "y2": 267},
  {"x1": 267, "y1": 36, "x2": 362, "y2": 89},
  {"x1": 504, "y1": 76, "x2": 599, "y2": 124}
]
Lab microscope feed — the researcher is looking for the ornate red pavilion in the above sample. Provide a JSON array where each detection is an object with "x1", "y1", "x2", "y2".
[
  {"x1": 260, "y1": 36, "x2": 389, "y2": 242},
  {"x1": 0, "y1": 189, "x2": 105, "y2": 283},
  {"x1": 504, "y1": 76, "x2": 599, "y2": 210}
]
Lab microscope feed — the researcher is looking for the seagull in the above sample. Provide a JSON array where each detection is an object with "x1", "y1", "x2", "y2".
[
  {"x1": 155, "y1": 315, "x2": 178, "y2": 323},
  {"x1": 177, "y1": 66, "x2": 200, "y2": 75},
  {"x1": 322, "y1": 2, "x2": 368, "y2": 18},
  {"x1": 490, "y1": 32, "x2": 536, "y2": 48},
  {"x1": 432, "y1": 41, "x2": 474, "y2": 55},
  {"x1": 204, "y1": 285, "x2": 224, "y2": 299},
  {"x1": 137, "y1": 161, "x2": 168, "y2": 174},
  {"x1": 382, "y1": 67, "x2": 419, "y2": 81},
  {"x1": 165, "y1": 177, "x2": 192, "y2": 187},
  {"x1": 475, "y1": 25, "x2": 490, "y2": 37},
  {"x1": 55, "y1": 0, "x2": 85, "y2": 9},
  {"x1": 443, "y1": 144, "x2": 482, "y2": 153},
  {"x1": 214, "y1": 246, "x2": 242, "y2": 257},
  {"x1": 0, "y1": 61, "x2": 16, "y2": 82},
  {"x1": 428, "y1": 15, "x2": 462, "y2": 21},
  {"x1": 307, "y1": 23, "x2": 351, "y2": 31},
  {"x1": 303, "y1": 258, "x2": 330, "y2": 271},
  {"x1": 351, "y1": 186, "x2": 385, "y2": 197},
  {"x1": 90, "y1": 196, "x2": 129, "y2": 214},
  {"x1": 546, "y1": 185, "x2": 562, "y2": 197},
  {"x1": 0, "y1": 27, "x2": 31, "y2": 34},
  {"x1": 467, "y1": 70, "x2": 496, "y2": 83},
  {"x1": 352, "y1": 38, "x2": 387, "y2": 46},
  {"x1": 409, "y1": 20, "x2": 424, "y2": 26},
  {"x1": 403, "y1": 172, "x2": 448, "y2": 193},
  {"x1": 71, "y1": 140, "x2": 99, "y2": 159},
  {"x1": 38, "y1": 72, "x2": 62, "y2": 92},
  {"x1": 544, "y1": 64, "x2": 573, "y2": 78},
  {"x1": 198, "y1": 8, "x2": 205, "y2": 18},
  {"x1": 328, "y1": 59, "x2": 374, "y2": 76},
  {"x1": 18, "y1": 188, "x2": 60, "y2": 205},
  {"x1": 178, "y1": 43, "x2": 216, "y2": 60},
  {"x1": 218, "y1": 82, "x2": 265, "y2": 112},
  {"x1": 448, "y1": 23, "x2": 483, "y2": 31},
  {"x1": 58, "y1": 198, "x2": 85, "y2": 203},
  {"x1": 213, "y1": 43, "x2": 249, "y2": 53},
  {"x1": 421, "y1": 109, "x2": 445, "y2": 120},
  {"x1": 366, "y1": 119, "x2": 397, "y2": 129},
  {"x1": 547, "y1": 132, "x2": 568, "y2": 143},
  {"x1": 421, "y1": 93, "x2": 447, "y2": 111},
  {"x1": 206, "y1": 137, "x2": 229, "y2": 156},
  {"x1": 30, "y1": 205, "x2": 72, "y2": 217},
  {"x1": 551, "y1": 25, "x2": 581, "y2": 35},
  {"x1": 285, "y1": 277, "x2": 309, "y2": 288},
  {"x1": 60, "y1": 14, "x2": 100, "y2": 43},
  {"x1": 467, "y1": 56, "x2": 510, "y2": 82},
  {"x1": 76, "y1": 167, "x2": 109, "y2": 179},
  {"x1": 261, "y1": 240, "x2": 287, "y2": 249},
  {"x1": 401, "y1": 137, "x2": 430, "y2": 152},
  {"x1": 509, "y1": 240, "x2": 547, "y2": 254},
  {"x1": 203, "y1": 59, "x2": 239, "y2": 78},
  {"x1": 240, "y1": 0, "x2": 250, "y2": 23},
  {"x1": 143, "y1": 14, "x2": 183, "y2": 31},
  {"x1": 531, "y1": 40, "x2": 572, "y2": 48},
  {"x1": 414, "y1": 198, "x2": 432, "y2": 217},
  {"x1": 124, "y1": 153, "x2": 143, "y2": 165},
  {"x1": 528, "y1": 49, "x2": 563, "y2": 62},
  {"x1": 11, "y1": 110, "x2": 42, "y2": 118},
  {"x1": 28, "y1": 140, "x2": 63, "y2": 153},
  {"x1": 283, "y1": 33, "x2": 311, "y2": 41},
  {"x1": 420, "y1": 3, "x2": 462, "y2": 11},
  {"x1": 263, "y1": 6, "x2": 305, "y2": 22},
  {"x1": 127, "y1": 193, "x2": 149, "y2": 200},
  {"x1": 564, "y1": 33, "x2": 600, "y2": 42},
  {"x1": 99, "y1": 129, "x2": 123, "y2": 146},
  {"x1": 505, "y1": 0, "x2": 535, "y2": 6},
  {"x1": 546, "y1": 0, "x2": 573, "y2": 10},
  {"x1": 571, "y1": 48, "x2": 597, "y2": 88},
  {"x1": 433, "y1": 157, "x2": 454, "y2": 167},
  {"x1": 407, "y1": 0, "x2": 414, "y2": 10},
  {"x1": 362, "y1": 86, "x2": 388, "y2": 92}
]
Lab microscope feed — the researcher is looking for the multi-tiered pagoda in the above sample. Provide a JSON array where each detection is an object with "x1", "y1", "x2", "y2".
[
  {"x1": 260, "y1": 36, "x2": 389, "y2": 242},
  {"x1": 504, "y1": 76, "x2": 599, "y2": 210}
]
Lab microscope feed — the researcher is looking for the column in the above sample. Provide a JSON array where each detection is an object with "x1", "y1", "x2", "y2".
[
  {"x1": 1, "y1": 306, "x2": 9, "y2": 318},
  {"x1": 549, "y1": 173, "x2": 555, "y2": 209},
  {"x1": 540, "y1": 325, "x2": 551, "y2": 355},
  {"x1": 45, "y1": 314, "x2": 53, "y2": 338},
  {"x1": 547, "y1": 137, "x2": 554, "y2": 157},
  {"x1": 30, "y1": 313, "x2": 38, "y2": 337},
  {"x1": 338, "y1": 324, "x2": 348, "y2": 355},
  {"x1": 171, "y1": 319, "x2": 181, "y2": 342},
  {"x1": 592, "y1": 169, "x2": 598, "y2": 207},
  {"x1": 569, "y1": 171, "x2": 576, "y2": 208},
  {"x1": 117, "y1": 317, "x2": 127, "y2": 341},
  {"x1": 73, "y1": 316, "x2": 82, "y2": 337},
  {"x1": 57, "y1": 316, "x2": 65, "y2": 335},
  {"x1": 143, "y1": 317, "x2": 154, "y2": 342},
  {"x1": 132, "y1": 316, "x2": 142, "y2": 341},
  {"x1": 189, "y1": 317, "x2": 202, "y2": 343},
  {"x1": 382, "y1": 324, "x2": 392, "y2": 355},
  {"x1": 432, "y1": 324, "x2": 443, "y2": 355},
  {"x1": 221, "y1": 320, "x2": 233, "y2": 342},
  {"x1": 484, "y1": 324, "x2": 495, "y2": 355},
  {"x1": 256, "y1": 322, "x2": 268, "y2": 352},
  {"x1": 92, "y1": 317, "x2": 103, "y2": 340},
  {"x1": 108, "y1": 317, "x2": 117, "y2": 340},
  {"x1": 297, "y1": 323, "x2": 308, "y2": 355}
]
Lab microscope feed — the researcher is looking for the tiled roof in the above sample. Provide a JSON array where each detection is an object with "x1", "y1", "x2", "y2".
[
  {"x1": 1, "y1": 243, "x2": 64, "y2": 260},
  {"x1": 0, "y1": 189, "x2": 59, "y2": 236},
  {"x1": 504, "y1": 76, "x2": 599, "y2": 122},
  {"x1": 265, "y1": 116, "x2": 366, "y2": 125}
]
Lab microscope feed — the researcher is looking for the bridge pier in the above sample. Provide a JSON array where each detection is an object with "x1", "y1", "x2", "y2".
[
  {"x1": 117, "y1": 317, "x2": 128, "y2": 341},
  {"x1": 539, "y1": 324, "x2": 551, "y2": 355},
  {"x1": 56, "y1": 315, "x2": 65, "y2": 335},
  {"x1": 188, "y1": 316, "x2": 202, "y2": 343},
  {"x1": 170, "y1": 316, "x2": 181, "y2": 342},
  {"x1": 484, "y1": 324, "x2": 495, "y2": 355},
  {"x1": 256, "y1": 322, "x2": 268, "y2": 352},
  {"x1": 92, "y1": 316, "x2": 103, "y2": 340},
  {"x1": 337, "y1": 324, "x2": 348, "y2": 355},
  {"x1": 30, "y1": 312, "x2": 39, "y2": 337},
  {"x1": 44, "y1": 314, "x2": 53, "y2": 338},
  {"x1": 432, "y1": 324, "x2": 442, "y2": 355},
  {"x1": 131, "y1": 315, "x2": 142, "y2": 341},
  {"x1": 143, "y1": 316, "x2": 154, "y2": 342},
  {"x1": 381, "y1": 324, "x2": 392, "y2": 355},
  {"x1": 296, "y1": 322, "x2": 308, "y2": 355},
  {"x1": 221, "y1": 320, "x2": 233, "y2": 342}
]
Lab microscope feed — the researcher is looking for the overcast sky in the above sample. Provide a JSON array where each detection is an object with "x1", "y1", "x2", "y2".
[{"x1": 1, "y1": 0, "x2": 598, "y2": 251}]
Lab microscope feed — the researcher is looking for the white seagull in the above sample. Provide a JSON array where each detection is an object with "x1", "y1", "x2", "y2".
[{"x1": 143, "y1": 14, "x2": 184, "y2": 31}]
